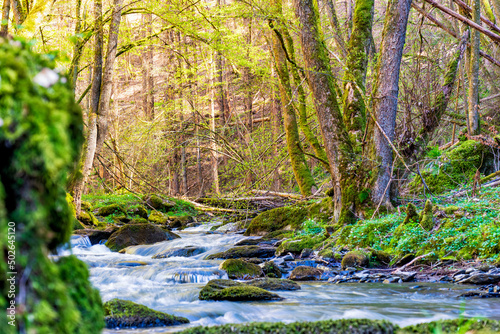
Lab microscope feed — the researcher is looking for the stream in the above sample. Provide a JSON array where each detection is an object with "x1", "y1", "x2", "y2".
[{"x1": 64, "y1": 222, "x2": 500, "y2": 333}]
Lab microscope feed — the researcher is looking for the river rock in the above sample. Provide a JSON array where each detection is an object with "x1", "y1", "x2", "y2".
[
  {"x1": 261, "y1": 261, "x2": 283, "y2": 278},
  {"x1": 115, "y1": 261, "x2": 148, "y2": 267},
  {"x1": 341, "y1": 250, "x2": 369, "y2": 269},
  {"x1": 300, "y1": 248, "x2": 313, "y2": 258},
  {"x1": 144, "y1": 194, "x2": 175, "y2": 212},
  {"x1": 74, "y1": 228, "x2": 115, "y2": 245},
  {"x1": 235, "y1": 238, "x2": 263, "y2": 246},
  {"x1": 458, "y1": 273, "x2": 500, "y2": 285},
  {"x1": 219, "y1": 259, "x2": 264, "y2": 279},
  {"x1": 104, "y1": 298, "x2": 188, "y2": 329},
  {"x1": 152, "y1": 246, "x2": 205, "y2": 259},
  {"x1": 246, "y1": 277, "x2": 301, "y2": 291},
  {"x1": 289, "y1": 266, "x2": 324, "y2": 281},
  {"x1": 106, "y1": 223, "x2": 178, "y2": 252},
  {"x1": 199, "y1": 279, "x2": 283, "y2": 301},
  {"x1": 205, "y1": 246, "x2": 276, "y2": 260}
]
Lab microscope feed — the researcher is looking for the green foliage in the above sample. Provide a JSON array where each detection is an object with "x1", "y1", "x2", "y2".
[{"x1": 426, "y1": 146, "x2": 441, "y2": 158}]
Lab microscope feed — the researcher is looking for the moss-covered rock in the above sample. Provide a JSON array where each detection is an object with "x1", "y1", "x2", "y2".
[
  {"x1": 129, "y1": 217, "x2": 149, "y2": 224},
  {"x1": 244, "y1": 206, "x2": 307, "y2": 236},
  {"x1": 399, "y1": 318, "x2": 500, "y2": 333},
  {"x1": 167, "y1": 214, "x2": 194, "y2": 229},
  {"x1": 419, "y1": 199, "x2": 434, "y2": 231},
  {"x1": 144, "y1": 194, "x2": 175, "y2": 212},
  {"x1": 220, "y1": 259, "x2": 264, "y2": 279},
  {"x1": 289, "y1": 266, "x2": 323, "y2": 281},
  {"x1": 246, "y1": 278, "x2": 300, "y2": 291},
  {"x1": 341, "y1": 250, "x2": 369, "y2": 269},
  {"x1": 95, "y1": 203, "x2": 125, "y2": 217},
  {"x1": 105, "y1": 223, "x2": 175, "y2": 251},
  {"x1": 205, "y1": 246, "x2": 276, "y2": 260},
  {"x1": 127, "y1": 204, "x2": 148, "y2": 219},
  {"x1": 148, "y1": 210, "x2": 168, "y2": 224},
  {"x1": 276, "y1": 235, "x2": 327, "y2": 256},
  {"x1": 179, "y1": 318, "x2": 397, "y2": 334},
  {"x1": 0, "y1": 38, "x2": 104, "y2": 333},
  {"x1": 262, "y1": 261, "x2": 283, "y2": 278},
  {"x1": 103, "y1": 298, "x2": 189, "y2": 329},
  {"x1": 199, "y1": 279, "x2": 283, "y2": 301},
  {"x1": 367, "y1": 248, "x2": 391, "y2": 266},
  {"x1": 77, "y1": 210, "x2": 102, "y2": 228}
]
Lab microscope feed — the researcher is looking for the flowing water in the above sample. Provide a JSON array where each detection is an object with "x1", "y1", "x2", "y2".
[{"x1": 63, "y1": 223, "x2": 500, "y2": 333}]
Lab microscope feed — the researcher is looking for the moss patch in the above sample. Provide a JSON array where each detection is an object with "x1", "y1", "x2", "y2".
[
  {"x1": 341, "y1": 250, "x2": 369, "y2": 269},
  {"x1": 219, "y1": 259, "x2": 264, "y2": 279},
  {"x1": 199, "y1": 279, "x2": 283, "y2": 301},
  {"x1": 103, "y1": 298, "x2": 189, "y2": 329}
]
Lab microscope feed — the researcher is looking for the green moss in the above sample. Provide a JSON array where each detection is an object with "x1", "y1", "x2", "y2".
[
  {"x1": 180, "y1": 319, "x2": 396, "y2": 333},
  {"x1": 341, "y1": 250, "x2": 370, "y2": 268},
  {"x1": 246, "y1": 278, "x2": 300, "y2": 291},
  {"x1": 57, "y1": 256, "x2": 104, "y2": 333},
  {"x1": 148, "y1": 210, "x2": 168, "y2": 224},
  {"x1": 403, "y1": 203, "x2": 418, "y2": 225},
  {"x1": 127, "y1": 204, "x2": 148, "y2": 219},
  {"x1": 0, "y1": 38, "x2": 104, "y2": 333},
  {"x1": 205, "y1": 246, "x2": 276, "y2": 260},
  {"x1": 199, "y1": 280, "x2": 282, "y2": 301},
  {"x1": 276, "y1": 234, "x2": 327, "y2": 256},
  {"x1": 219, "y1": 259, "x2": 264, "y2": 279},
  {"x1": 95, "y1": 203, "x2": 125, "y2": 217},
  {"x1": 245, "y1": 206, "x2": 307, "y2": 236},
  {"x1": 419, "y1": 199, "x2": 434, "y2": 231},
  {"x1": 103, "y1": 298, "x2": 189, "y2": 329},
  {"x1": 399, "y1": 318, "x2": 500, "y2": 333},
  {"x1": 318, "y1": 248, "x2": 334, "y2": 259},
  {"x1": 444, "y1": 205, "x2": 460, "y2": 215},
  {"x1": 262, "y1": 261, "x2": 282, "y2": 278}
]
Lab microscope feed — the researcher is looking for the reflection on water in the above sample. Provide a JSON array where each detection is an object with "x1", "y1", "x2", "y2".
[{"x1": 66, "y1": 223, "x2": 500, "y2": 333}]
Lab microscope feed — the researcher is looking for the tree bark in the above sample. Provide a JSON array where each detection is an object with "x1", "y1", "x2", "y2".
[
  {"x1": 142, "y1": 11, "x2": 154, "y2": 120},
  {"x1": 371, "y1": 0, "x2": 412, "y2": 209},
  {"x1": 270, "y1": 65, "x2": 282, "y2": 192},
  {"x1": 468, "y1": 0, "x2": 481, "y2": 135},
  {"x1": 70, "y1": 0, "x2": 82, "y2": 90},
  {"x1": 323, "y1": 0, "x2": 347, "y2": 56},
  {"x1": 293, "y1": 0, "x2": 353, "y2": 219},
  {"x1": 73, "y1": 0, "x2": 104, "y2": 214},
  {"x1": 271, "y1": 0, "x2": 316, "y2": 196},
  {"x1": 95, "y1": 0, "x2": 124, "y2": 156},
  {"x1": 1, "y1": 0, "x2": 11, "y2": 37}
]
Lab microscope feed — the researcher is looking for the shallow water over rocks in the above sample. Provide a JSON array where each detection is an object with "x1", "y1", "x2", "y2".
[{"x1": 66, "y1": 223, "x2": 500, "y2": 333}]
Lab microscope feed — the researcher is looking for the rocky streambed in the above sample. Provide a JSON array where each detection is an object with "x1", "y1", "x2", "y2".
[{"x1": 65, "y1": 222, "x2": 500, "y2": 333}]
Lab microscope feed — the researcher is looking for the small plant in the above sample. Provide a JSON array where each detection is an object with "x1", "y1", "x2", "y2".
[{"x1": 297, "y1": 218, "x2": 324, "y2": 236}]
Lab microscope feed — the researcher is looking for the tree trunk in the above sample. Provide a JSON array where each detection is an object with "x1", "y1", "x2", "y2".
[
  {"x1": 371, "y1": 0, "x2": 412, "y2": 209},
  {"x1": 468, "y1": 0, "x2": 481, "y2": 135},
  {"x1": 69, "y1": 0, "x2": 82, "y2": 90},
  {"x1": 1, "y1": 0, "x2": 11, "y2": 37},
  {"x1": 95, "y1": 0, "x2": 124, "y2": 157},
  {"x1": 323, "y1": 0, "x2": 347, "y2": 56},
  {"x1": 271, "y1": 0, "x2": 316, "y2": 196},
  {"x1": 294, "y1": 0, "x2": 354, "y2": 218},
  {"x1": 73, "y1": 0, "x2": 103, "y2": 214},
  {"x1": 271, "y1": 65, "x2": 282, "y2": 192},
  {"x1": 142, "y1": 11, "x2": 154, "y2": 120},
  {"x1": 211, "y1": 53, "x2": 220, "y2": 195}
]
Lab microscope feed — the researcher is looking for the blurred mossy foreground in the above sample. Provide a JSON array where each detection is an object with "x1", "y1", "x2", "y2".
[{"x1": 0, "y1": 38, "x2": 104, "y2": 333}]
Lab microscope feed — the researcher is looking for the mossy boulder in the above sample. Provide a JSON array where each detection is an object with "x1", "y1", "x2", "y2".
[
  {"x1": 244, "y1": 206, "x2": 307, "y2": 236},
  {"x1": 77, "y1": 210, "x2": 103, "y2": 228},
  {"x1": 148, "y1": 210, "x2": 169, "y2": 224},
  {"x1": 205, "y1": 246, "x2": 276, "y2": 260},
  {"x1": 220, "y1": 259, "x2": 264, "y2": 279},
  {"x1": 179, "y1": 318, "x2": 397, "y2": 334},
  {"x1": 246, "y1": 278, "x2": 300, "y2": 291},
  {"x1": 103, "y1": 298, "x2": 189, "y2": 329},
  {"x1": 167, "y1": 214, "x2": 194, "y2": 229},
  {"x1": 341, "y1": 250, "x2": 370, "y2": 269},
  {"x1": 152, "y1": 246, "x2": 205, "y2": 259},
  {"x1": 95, "y1": 203, "x2": 125, "y2": 217},
  {"x1": 262, "y1": 261, "x2": 283, "y2": 278},
  {"x1": 199, "y1": 279, "x2": 283, "y2": 301},
  {"x1": 367, "y1": 248, "x2": 391, "y2": 266},
  {"x1": 106, "y1": 223, "x2": 175, "y2": 251},
  {"x1": 127, "y1": 204, "x2": 148, "y2": 219},
  {"x1": 275, "y1": 235, "x2": 327, "y2": 256},
  {"x1": 129, "y1": 217, "x2": 149, "y2": 224},
  {"x1": 144, "y1": 194, "x2": 175, "y2": 212},
  {"x1": 289, "y1": 266, "x2": 323, "y2": 281}
]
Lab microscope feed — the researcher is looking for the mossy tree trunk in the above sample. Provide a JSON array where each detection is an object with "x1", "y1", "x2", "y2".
[
  {"x1": 414, "y1": 32, "x2": 468, "y2": 155},
  {"x1": 324, "y1": 0, "x2": 347, "y2": 56},
  {"x1": 370, "y1": 0, "x2": 412, "y2": 209},
  {"x1": 1, "y1": 0, "x2": 11, "y2": 37},
  {"x1": 69, "y1": 0, "x2": 82, "y2": 90},
  {"x1": 293, "y1": 0, "x2": 355, "y2": 220},
  {"x1": 271, "y1": 0, "x2": 317, "y2": 196},
  {"x1": 282, "y1": 30, "x2": 330, "y2": 171},
  {"x1": 468, "y1": 0, "x2": 481, "y2": 135},
  {"x1": 73, "y1": 0, "x2": 103, "y2": 215}
]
